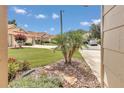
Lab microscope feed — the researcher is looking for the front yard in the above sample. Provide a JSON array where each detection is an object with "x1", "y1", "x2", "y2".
[
  {"x1": 8, "y1": 48, "x2": 100, "y2": 88},
  {"x1": 8, "y1": 48, "x2": 83, "y2": 68}
]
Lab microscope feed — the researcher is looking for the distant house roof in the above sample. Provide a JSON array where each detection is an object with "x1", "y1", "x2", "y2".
[
  {"x1": 8, "y1": 24, "x2": 56, "y2": 40},
  {"x1": 8, "y1": 24, "x2": 27, "y2": 35}
]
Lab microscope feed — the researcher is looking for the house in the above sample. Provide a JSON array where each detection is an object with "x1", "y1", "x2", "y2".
[
  {"x1": 8, "y1": 24, "x2": 55, "y2": 47},
  {"x1": 102, "y1": 5, "x2": 124, "y2": 87},
  {"x1": 8, "y1": 24, "x2": 27, "y2": 47}
]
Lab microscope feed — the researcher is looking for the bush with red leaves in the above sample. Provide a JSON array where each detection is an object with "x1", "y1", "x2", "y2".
[
  {"x1": 8, "y1": 57, "x2": 16, "y2": 63},
  {"x1": 15, "y1": 34, "x2": 27, "y2": 48}
]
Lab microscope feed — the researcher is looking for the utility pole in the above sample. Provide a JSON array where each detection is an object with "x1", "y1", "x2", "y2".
[{"x1": 60, "y1": 10, "x2": 64, "y2": 37}]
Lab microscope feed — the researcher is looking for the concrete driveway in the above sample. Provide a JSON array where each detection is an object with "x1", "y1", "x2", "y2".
[{"x1": 79, "y1": 45, "x2": 101, "y2": 82}]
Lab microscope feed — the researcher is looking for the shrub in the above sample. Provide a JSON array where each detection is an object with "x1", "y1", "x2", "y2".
[
  {"x1": 15, "y1": 34, "x2": 27, "y2": 48},
  {"x1": 8, "y1": 57, "x2": 16, "y2": 63},
  {"x1": 51, "y1": 39, "x2": 57, "y2": 44},
  {"x1": 43, "y1": 41, "x2": 50, "y2": 43},
  {"x1": 8, "y1": 57, "x2": 31, "y2": 82},
  {"x1": 25, "y1": 43, "x2": 32, "y2": 46},
  {"x1": 35, "y1": 40, "x2": 40, "y2": 44},
  {"x1": 97, "y1": 39, "x2": 101, "y2": 45},
  {"x1": 18, "y1": 61, "x2": 31, "y2": 71},
  {"x1": 8, "y1": 62, "x2": 20, "y2": 82},
  {"x1": 9, "y1": 75, "x2": 63, "y2": 88}
]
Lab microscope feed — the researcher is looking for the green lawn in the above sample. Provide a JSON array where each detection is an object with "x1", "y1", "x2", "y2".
[{"x1": 8, "y1": 48, "x2": 83, "y2": 68}]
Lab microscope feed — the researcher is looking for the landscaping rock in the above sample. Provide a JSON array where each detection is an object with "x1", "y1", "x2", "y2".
[
  {"x1": 63, "y1": 75, "x2": 77, "y2": 85},
  {"x1": 20, "y1": 59, "x2": 101, "y2": 88}
]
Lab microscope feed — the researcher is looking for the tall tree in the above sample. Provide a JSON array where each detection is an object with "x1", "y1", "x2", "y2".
[
  {"x1": 90, "y1": 23, "x2": 101, "y2": 39},
  {"x1": 8, "y1": 19, "x2": 17, "y2": 26}
]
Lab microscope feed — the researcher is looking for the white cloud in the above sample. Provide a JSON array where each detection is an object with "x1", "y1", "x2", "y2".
[
  {"x1": 80, "y1": 19, "x2": 101, "y2": 26},
  {"x1": 24, "y1": 24, "x2": 28, "y2": 28},
  {"x1": 80, "y1": 21, "x2": 90, "y2": 26},
  {"x1": 91, "y1": 19, "x2": 101, "y2": 24},
  {"x1": 13, "y1": 7, "x2": 27, "y2": 14},
  {"x1": 35, "y1": 14, "x2": 46, "y2": 19},
  {"x1": 50, "y1": 27, "x2": 55, "y2": 31},
  {"x1": 52, "y1": 13, "x2": 59, "y2": 20}
]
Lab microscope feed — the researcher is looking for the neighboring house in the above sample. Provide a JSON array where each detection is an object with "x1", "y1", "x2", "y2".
[
  {"x1": 8, "y1": 24, "x2": 55, "y2": 47},
  {"x1": 8, "y1": 24, "x2": 27, "y2": 47}
]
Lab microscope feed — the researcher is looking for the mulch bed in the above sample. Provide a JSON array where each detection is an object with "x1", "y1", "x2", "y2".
[{"x1": 27, "y1": 59, "x2": 101, "y2": 88}]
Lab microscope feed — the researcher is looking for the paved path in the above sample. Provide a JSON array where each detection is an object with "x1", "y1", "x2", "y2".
[
  {"x1": 23, "y1": 45, "x2": 57, "y2": 49},
  {"x1": 79, "y1": 46, "x2": 101, "y2": 82}
]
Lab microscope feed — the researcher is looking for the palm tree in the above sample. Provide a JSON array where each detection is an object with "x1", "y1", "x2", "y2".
[{"x1": 54, "y1": 31, "x2": 86, "y2": 64}]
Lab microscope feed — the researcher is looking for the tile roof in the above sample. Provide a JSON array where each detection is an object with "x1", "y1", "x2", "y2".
[{"x1": 8, "y1": 24, "x2": 55, "y2": 40}]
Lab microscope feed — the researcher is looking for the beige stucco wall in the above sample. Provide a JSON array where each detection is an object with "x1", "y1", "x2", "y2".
[
  {"x1": 8, "y1": 34, "x2": 18, "y2": 47},
  {"x1": 103, "y1": 5, "x2": 124, "y2": 87},
  {"x1": 27, "y1": 37, "x2": 33, "y2": 44}
]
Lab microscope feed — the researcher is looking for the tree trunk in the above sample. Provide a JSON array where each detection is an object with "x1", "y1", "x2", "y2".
[
  {"x1": 63, "y1": 52, "x2": 68, "y2": 64},
  {"x1": 19, "y1": 44, "x2": 21, "y2": 48},
  {"x1": 68, "y1": 50, "x2": 72, "y2": 64},
  {"x1": 68, "y1": 47, "x2": 76, "y2": 64}
]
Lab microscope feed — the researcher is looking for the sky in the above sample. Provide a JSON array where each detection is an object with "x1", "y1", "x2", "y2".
[{"x1": 8, "y1": 5, "x2": 101, "y2": 35}]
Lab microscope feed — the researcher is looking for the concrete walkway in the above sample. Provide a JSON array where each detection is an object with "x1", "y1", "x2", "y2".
[
  {"x1": 79, "y1": 47, "x2": 101, "y2": 82},
  {"x1": 23, "y1": 45, "x2": 57, "y2": 49}
]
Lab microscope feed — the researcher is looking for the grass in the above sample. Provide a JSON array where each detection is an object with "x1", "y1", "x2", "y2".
[{"x1": 8, "y1": 48, "x2": 83, "y2": 68}]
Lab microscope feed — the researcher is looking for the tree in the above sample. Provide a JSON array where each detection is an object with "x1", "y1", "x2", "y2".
[
  {"x1": 90, "y1": 23, "x2": 101, "y2": 39},
  {"x1": 8, "y1": 19, "x2": 17, "y2": 26},
  {"x1": 54, "y1": 31, "x2": 86, "y2": 64},
  {"x1": 15, "y1": 34, "x2": 27, "y2": 48}
]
